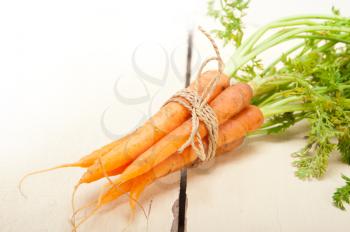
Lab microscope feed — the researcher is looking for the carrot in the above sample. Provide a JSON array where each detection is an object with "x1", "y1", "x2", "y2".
[
  {"x1": 18, "y1": 135, "x2": 131, "y2": 197},
  {"x1": 71, "y1": 159, "x2": 130, "y2": 228},
  {"x1": 100, "y1": 138, "x2": 247, "y2": 222},
  {"x1": 78, "y1": 135, "x2": 131, "y2": 167},
  {"x1": 100, "y1": 138, "x2": 245, "y2": 208},
  {"x1": 97, "y1": 147, "x2": 195, "y2": 206},
  {"x1": 128, "y1": 137, "x2": 247, "y2": 216},
  {"x1": 111, "y1": 83, "x2": 253, "y2": 185},
  {"x1": 128, "y1": 179, "x2": 148, "y2": 219},
  {"x1": 75, "y1": 104, "x2": 262, "y2": 218},
  {"x1": 215, "y1": 105, "x2": 264, "y2": 146},
  {"x1": 98, "y1": 180, "x2": 134, "y2": 205},
  {"x1": 87, "y1": 136, "x2": 246, "y2": 222},
  {"x1": 101, "y1": 104, "x2": 263, "y2": 205},
  {"x1": 80, "y1": 71, "x2": 230, "y2": 183},
  {"x1": 75, "y1": 105, "x2": 263, "y2": 227},
  {"x1": 129, "y1": 136, "x2": 247, "y2": 212},
  {"x1": 106, "y1": 162, "x2": 129, "y2": 176}
]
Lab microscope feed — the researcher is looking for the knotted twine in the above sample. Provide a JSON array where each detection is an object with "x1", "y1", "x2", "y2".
[{"x1": 166, "y1": 26, "x2": 224, "y2": 161}]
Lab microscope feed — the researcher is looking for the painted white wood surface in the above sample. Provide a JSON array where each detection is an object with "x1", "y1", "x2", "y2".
[{"x1": 0, "y1": 0, "x2": 350, "y2": 231}]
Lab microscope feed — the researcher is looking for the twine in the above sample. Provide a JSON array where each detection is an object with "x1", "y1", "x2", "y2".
[{"x1": 166, "y1": 26, "x2": 224, "y2": 161}]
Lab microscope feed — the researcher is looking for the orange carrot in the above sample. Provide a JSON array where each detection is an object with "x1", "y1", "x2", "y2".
[
  {"x1": 80, "y1": 71, "x2": 230, "y2": 183},
  {"x1": 76, "y1": 105, "x2": 263, "y2": 227},
  {"x1": 126, "y1": 137, "x2": 245, "y2": 219},
  {"x1": 101, "y1": 104, "x2": 263, "y2": 206},
  {"x1": 77, "y1": 135, "x2": 132, "y2": 167},
  {"x1": 100, "y1": 138, "x2": 244, "y2": 208},
  {"x1": 106, "y1": 162, "x2": 129, "y2": 176},
  {"x1": 18, "y1": 135, "x2": 130, "y2": 196},
  {"x1": 110, "y1": 83, "x2": 253, "y2": 185},
  {"x1": 71, "y1": 179, "x2": 135, "y2": 231},
  {"x1": 216, "y1": 105, "x2": 264, "y2": 146},
  {"x1": 98, "y1": 180, "x2": 134, "y2": 205},
  {"x1": 106, "y1": 105, "x2": 263, "y2": 180},
  {"x1": 128, "y1": 137, "x2": 247, "y2": 214},
  {"x1": 72, "y1": 104, "x2": 263, "y2": 231}
]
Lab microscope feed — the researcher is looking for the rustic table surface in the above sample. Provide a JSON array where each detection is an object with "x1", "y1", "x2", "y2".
[{"x1": 1, "y1": 0, "x2": 350, "y2": 231}]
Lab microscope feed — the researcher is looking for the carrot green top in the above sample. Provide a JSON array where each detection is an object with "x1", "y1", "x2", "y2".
[{"x1": 209, "y1": 0, "x2": 350, "y2": 209}]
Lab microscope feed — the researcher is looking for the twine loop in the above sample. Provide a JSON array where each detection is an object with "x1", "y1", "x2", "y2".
[{"x1": 166, "y1": 26, "x2": 224, "y2": 161}]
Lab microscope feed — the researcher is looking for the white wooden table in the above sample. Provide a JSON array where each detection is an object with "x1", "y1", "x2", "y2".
[{"x1": 1, "y1": 0, "x2": 350, "y2": 231}]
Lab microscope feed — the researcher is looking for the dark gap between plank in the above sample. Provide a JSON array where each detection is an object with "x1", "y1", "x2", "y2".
[{"x1": 177, "y1": 31, "x2": 193, "y2": 232}]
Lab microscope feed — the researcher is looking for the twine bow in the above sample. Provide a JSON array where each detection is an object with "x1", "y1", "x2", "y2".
[{"x1": 167, "y1": 26, "x2": 224, "y2": 161}]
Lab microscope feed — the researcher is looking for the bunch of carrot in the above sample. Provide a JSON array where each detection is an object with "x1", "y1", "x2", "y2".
[{"x1": 21, "y1": 70, "x2": 264, "y2": 229}]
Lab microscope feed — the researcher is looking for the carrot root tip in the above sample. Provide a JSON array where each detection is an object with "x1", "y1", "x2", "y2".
[
  {"x1": 18, "y1": 163, "x2": 80, "y2": 198},
  {"x1": 70, "y1": 183, "x2": 82, "y2": 229}
]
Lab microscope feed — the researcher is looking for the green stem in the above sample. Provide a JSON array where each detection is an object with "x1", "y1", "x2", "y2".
[
  {"x1": 262, "y1": 42, "x2": 304, "y2": 76},
  {"x1": 227, "y1": 14, "x2": 341, "y2": 69},
  {"x1": 294, "y1": 35, "x2": 350, "y2": 44},
  {"x1": 261, "y1": 104, "x2": 311, "y2": 118},
  {"x1": 238, "y1": 21, "x2": 314, "y2": 56},
  {"x1": 238, "y1": 26, "x2": 350, "y2": 71},
  {"x1": 237, "y1": 14, "x2": 340, "y2": 54},
  {"x1": 225, "y1": 25, "x2": 350, "y2": 76},
  {"x1": 248, "y1": 75, "x2": 297, "y2": 96}
]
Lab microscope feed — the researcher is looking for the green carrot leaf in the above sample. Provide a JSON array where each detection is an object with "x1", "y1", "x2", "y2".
[{"x1": 333, "y1": 174, "x2": 350, "y2": 210}]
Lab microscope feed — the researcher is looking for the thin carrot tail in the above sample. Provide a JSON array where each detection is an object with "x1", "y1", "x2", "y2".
[
  {"x1": 71, "y1": 200, "x2": 96, "y2": 222},
  {"x1": 128, "y1": 185, "x2": 153, "y2": 232},
  {"x1": 71, "y1": 189, "x2": 104, "y2": 232},
  {"x1": 72, "y1": 188, "x2": 125, "y2": 232},
  {"x1": 18, "y1": 162, "x2": 81, "y2": 198},
  {"x1": 70, "y1": 183, "x2": 82, "y2": 230},
  {"x1": 128, "y1": 191, "x2": 141, "y2": 222},
  {"x1": 128, "y1": 179, "x2": 150, "y2": 222},
  {"x1": 124, "y1": 190, "x2": 147, "y2": 231},
  {"x1": 97, "y1": 182, "x2": 115, "y2": 206},
  {"x1": 73, "y1": 205, "x2": 100, "y2": 232}
]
